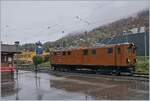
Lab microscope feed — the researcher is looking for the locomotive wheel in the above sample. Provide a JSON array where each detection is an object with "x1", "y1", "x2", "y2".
[
  {"x1": 53, "y1": 67, "x2": 56, "y2": 71},
  {"x1": 128, "y1": 70, "x2": 134, "y2": 76},
  {"x1": 128, "y1": 73, "x2": 133, "y2": 76},
  {"x1": 111, "y1": 69, "x2": 121, "y2": 76},
  {"x1": 59, "y1": 68, "x2": 63, "y2": 71},
  {"x1": 116, "y1": 72, "x2": 121, "y2": 76},
  {"x1": 56, "y1": 67, "x2": 60, "y2": 71},
  {"x1": 71, "y1": 67, "x2": 76, "y2": 71},
  {"x1": 94, "y1": 68, "x2": 99, "y2": 74}
]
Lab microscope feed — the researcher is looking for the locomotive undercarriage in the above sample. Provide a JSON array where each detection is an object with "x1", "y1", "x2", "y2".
[{"x1": 51, "y1": 64, "x2": 135, "y2": 75}]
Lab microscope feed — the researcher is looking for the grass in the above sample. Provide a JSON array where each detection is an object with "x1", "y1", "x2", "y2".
[
  {"x1": 18, "y1": 61, "x2": 51, "y2": 70},
  {"x1": 135, "y1": 56, "x2": 149, "y2": 74},
  {"x1": 38, "y1": 61, "x2": 51, "y2": 69}
]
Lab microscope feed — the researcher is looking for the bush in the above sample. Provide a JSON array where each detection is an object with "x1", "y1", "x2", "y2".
[
  {"x1": 43, "y1": 55, "x2": 49, "y2": 62},
  {"x1": 136, "y1": 56, "x2": 149, "y2": 74},
  {"x1": 32, "y1": 55, "x2": 44, "y2": 70}
]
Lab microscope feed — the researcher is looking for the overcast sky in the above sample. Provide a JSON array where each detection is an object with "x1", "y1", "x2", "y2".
[{"x1": 1, "y1": 0, "x2": 149, "y2": 45}]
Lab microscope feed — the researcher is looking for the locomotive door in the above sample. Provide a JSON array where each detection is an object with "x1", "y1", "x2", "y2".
[
  {"x1": 115, "y1": 46, "x2": 121, "y2": 66},
  {"x1": 57, "y1": 52, "x2": 62, "y2": 64},
  {"x1": 83, "y1": 56, "x2": 88, "y2": 64},
  {"x1": 83, "y1": 49, "x2": 88, "y2": 64},
  {"x1": 127, "y1": 44, "x2": 134, "y2": 64}
]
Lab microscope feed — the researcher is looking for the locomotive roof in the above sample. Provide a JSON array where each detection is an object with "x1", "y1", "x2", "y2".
[{"x1": 52, "y1": 42, "x2": 133, "y2": 52}]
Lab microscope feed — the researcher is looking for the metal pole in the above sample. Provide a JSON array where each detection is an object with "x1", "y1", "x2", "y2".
[
  {"x1": 61, "y1": 39, "x2": 63, "y2": 49},
  {"x1": 144, "y1": 32, "x2": 147, "y2": 60},
  {"x1": 16, "y1": 46, "x2": 18, "y2": 73},
  {"x1": 15, "y1": 41, "x2": 19, "y2": 73},
  {"x1": 16, "y1": 72, "x2": 19, "y2": 100}
]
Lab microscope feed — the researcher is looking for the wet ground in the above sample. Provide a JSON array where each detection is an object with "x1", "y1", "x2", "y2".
[{"x1": 1, "y1": 70, "x2": 149, "y2": 100}]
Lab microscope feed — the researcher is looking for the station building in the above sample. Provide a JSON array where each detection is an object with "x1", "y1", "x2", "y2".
[{"x1": 1, "y1": 44, "x2": 20, "y2": 81}]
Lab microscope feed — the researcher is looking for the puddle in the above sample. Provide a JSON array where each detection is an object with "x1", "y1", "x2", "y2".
[{"x1": 1, "y1": 70, "x2": 149, "y2": 100}]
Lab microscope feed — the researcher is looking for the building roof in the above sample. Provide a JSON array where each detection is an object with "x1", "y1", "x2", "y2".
[{"x1": 1, "y1": 44, "x2": 21, "y2": 53}]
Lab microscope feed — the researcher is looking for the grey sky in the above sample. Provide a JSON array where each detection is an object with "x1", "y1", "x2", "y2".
[{"x1": 1, "y1": 0, "x2": 149, "y2": 45}]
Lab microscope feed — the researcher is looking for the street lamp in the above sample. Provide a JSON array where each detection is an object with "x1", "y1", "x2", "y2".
[{"x1": 14, "y1": 41, "x2": 20, "y2": 73}]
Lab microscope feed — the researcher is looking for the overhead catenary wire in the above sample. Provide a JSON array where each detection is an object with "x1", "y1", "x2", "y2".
[
  {"x1": 3, "y1": 2, "x2": 132, "y2": 45},
  {"x1": 3, "y1": 3, "x2": 110, "y2": 44}
]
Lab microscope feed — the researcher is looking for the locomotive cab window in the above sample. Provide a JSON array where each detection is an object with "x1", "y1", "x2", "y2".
[
  {"x1": 92, "y1": 49, "x2": 96, "y2": 55},
  {"x1": 107, "y1": 48, "x2": 113, "y2": 54},
  {"x1": 133, "y1": 48, "x2": 136, "y2": 53},
  {"x1": 83, "y1": 49, "x2": 88, "y2": 55},
  {"x1": 128, "y1": 48, "x2": 132, "y2": 53}
]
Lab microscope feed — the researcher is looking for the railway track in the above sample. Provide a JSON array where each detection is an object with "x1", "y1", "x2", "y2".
[
  {"x1": 132, "y1": 73, "x2": 149, "y2": 79},
  {"x1": 48, "y1": 70, "x2": 149, "y2": 82},
  {"x1": 19, "y1": 68, "x2": 149, "y2": 81}
]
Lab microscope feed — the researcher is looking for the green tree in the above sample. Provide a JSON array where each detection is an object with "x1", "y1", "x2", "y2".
[{"x1": 32, "y1": 55, "x2": 43, "y2": 71}]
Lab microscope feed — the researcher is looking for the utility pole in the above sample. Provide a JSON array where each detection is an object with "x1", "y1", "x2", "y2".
[{"x1": 14, "y1": 41, "x2": 20, "y2": 73}]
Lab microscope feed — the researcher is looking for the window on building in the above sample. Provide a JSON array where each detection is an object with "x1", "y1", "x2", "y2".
[
  {"x1": 1, "y1": 55, "x2": 5, "y2": 62},
  {"x1": 107, "y1": 48, "x2": 113, "y2": 54},
  {"x1": 8, "y1": 57, "x2": 12, "y2": 62},
  {"x1": 4, "y1": 56, "x2": 7, "y2": 62},
  {"x1": 92, "y1": 49, "x2": 96, "y2": 55},
  {"x1": 83, "y1": 49, "x2": 88, "y2": 55}
]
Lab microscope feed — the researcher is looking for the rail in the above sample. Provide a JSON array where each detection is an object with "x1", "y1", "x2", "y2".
[{"x1": 49, "y1": 70, "x2": 149, "y2": 82}]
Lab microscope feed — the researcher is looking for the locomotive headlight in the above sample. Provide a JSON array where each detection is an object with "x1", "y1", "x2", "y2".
[
  {"x1": 128, "y1": 59, "x2": 131, "y2": 63},
  {"x1": 126, "y1": 58, "x2": 131, "y2": 64}
]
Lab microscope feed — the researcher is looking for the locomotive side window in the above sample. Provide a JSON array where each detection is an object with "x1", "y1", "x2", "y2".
[
  {"x1": 107, "y1": 48, "x2": 113, "y2": 54},
  {"x1": 92, "y1": 49, "x2": 96, "y2": 55},
  {"x1": 68, "y1": 51, "x2": 71, "y2": 55},
  {"x1": 63, "y1": 51, "x2": 66, "y2": 55},
  {"x1": 117, "y1": 48, "x2": 121, "y2": 54},
  {"x1": 83, "y1": 49, "x2": 88, "y2": 55},
  {"x1": 54, "y1": 52, "x2": 57, "y2": 56}
]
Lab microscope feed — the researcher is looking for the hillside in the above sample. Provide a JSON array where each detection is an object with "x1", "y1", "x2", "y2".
[
  {"x1": 45, "y1": 9, "x2": 149, "y2": 49},
  {"x1": 20, "y1": 9, "x2": 149, "y2": 52}
]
